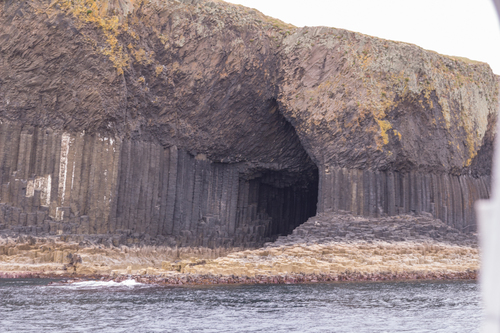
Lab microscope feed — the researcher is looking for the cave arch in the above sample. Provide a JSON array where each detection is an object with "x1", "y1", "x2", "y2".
[{"x1": 229, "y1": 99, "x2": 319, "y2": 244}]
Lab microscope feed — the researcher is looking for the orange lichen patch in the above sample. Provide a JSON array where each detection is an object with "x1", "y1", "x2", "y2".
[
  {"x1": 155, "y1": 65, "x2": 164, "y2": 76},
  {"x1": 55, "y1": 0, "x2": 130, "y2": 74},
  {"x1": 131, "y1": 48, "x2": 150, "y2": 64},
  {"x1": 464, "y1": 133, "x2": 477, "y2": 167},
  {"x1": 393, "y1": 129, "x2": 402, "y2": 141},
  {"x1": 376, "y1": 119, "x2": 392, "y2": 146}
]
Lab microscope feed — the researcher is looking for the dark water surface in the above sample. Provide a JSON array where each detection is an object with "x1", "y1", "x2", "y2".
[{"x1": 0, "y1": 278, "x2": 480, "y2": 332}]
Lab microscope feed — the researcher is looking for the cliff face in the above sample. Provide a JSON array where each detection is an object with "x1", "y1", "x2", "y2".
[
  {"x1": 279, "y1": 27, "x2": 498, "y2": 172},
  {"x1": 277, "y1": 27, "x2": 497, "y2": 230},
  {"x1": 0, "y1": 0, "x2": 496, "y2": 246}
]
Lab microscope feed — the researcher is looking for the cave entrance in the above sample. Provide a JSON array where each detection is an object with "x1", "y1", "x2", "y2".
[
  {"x1": 233, "y1": 100, "x2": 319, "y2": 244},
  {"x1": 235, "y1": 167, "x2": 319, "y2": 244},
  {"x1": 249, "y1": 168, "x2": 319, "y2": 238}
]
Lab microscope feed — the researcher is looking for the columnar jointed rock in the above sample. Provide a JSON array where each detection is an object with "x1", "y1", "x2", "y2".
[
  {"x1": 0, "y1": 123, "x2": 317, "y2": 247},
  {"x1": 278, "y1": 27, "x2": 497, "y2": 227},
  {"x1": 0, "y1": 0, "x2": 496, "y2": 247}
]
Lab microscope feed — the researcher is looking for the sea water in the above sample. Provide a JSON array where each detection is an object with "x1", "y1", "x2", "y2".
[{"x1": 0, "y1": 279, "x2": 481, "y2": 332}]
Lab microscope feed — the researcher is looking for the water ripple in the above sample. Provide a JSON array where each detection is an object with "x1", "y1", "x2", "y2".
[{"x1": 0, "y1": 279, "x2": 481, "y2": 333}]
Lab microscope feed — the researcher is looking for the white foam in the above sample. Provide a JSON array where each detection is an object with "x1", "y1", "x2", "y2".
[{"x1": 58, "y1": 279, "x2": 144, "y2": 289}]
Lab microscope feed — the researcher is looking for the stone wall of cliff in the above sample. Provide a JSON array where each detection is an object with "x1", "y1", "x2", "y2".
[
  {"x1": 277, "y1": 26, "x2": 497, "y2": 231},
  {"x1": 0, "y1": 0, "x2": 496, "y2": 246},
  {"x1": 0, "y1": 121, "x2": 317, "y2": 247}
]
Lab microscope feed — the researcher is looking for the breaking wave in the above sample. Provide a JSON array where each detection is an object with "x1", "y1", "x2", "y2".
[{"x1": 56, "y1": 279, "x2": 144, "y2": 289}]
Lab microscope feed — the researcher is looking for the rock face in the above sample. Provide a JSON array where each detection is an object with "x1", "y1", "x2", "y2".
[
  {"x1": 0, "y1": 0, "x2": 496, "y2": 247},
  {"x1": 272, "y1": 212, "x2": 477, "y2": 247},
  {"x1": 278, "y1": 27, "x2": 497, "y2": 231}
]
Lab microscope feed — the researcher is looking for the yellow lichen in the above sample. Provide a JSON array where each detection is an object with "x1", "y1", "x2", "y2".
[
  {"x1": 55, "y1": 0, "x2": 129, "y2": 74},
  {"x1": 376, "y1": 119, "x2": 392, "y2": 145},
  {"x1": 132, "y1": 48, "x2": 144, "y2": 63},
  {"x1": 155, "y1": 65, "x2": 164, "y2": 76},
  {"x1": 393, "y1": 129, "x2": 402, "y2": 140}
]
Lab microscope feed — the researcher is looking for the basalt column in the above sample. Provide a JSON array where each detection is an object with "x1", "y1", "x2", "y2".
[
  {"x1": 234, "y1": 168, "x2": 318, "y2": 246},
  {"x1": 317, "y1": 167, "x2": 490, "y2": 232},
  {"x1": 0, "y1": 122, "x2": 122, "y2": 237},
  {"x1": 0, "y1": 119, "x2": 319, "y2": 247}
]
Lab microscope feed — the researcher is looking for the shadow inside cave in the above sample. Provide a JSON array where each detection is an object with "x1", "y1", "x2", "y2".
[{"x1": 234, "y1": 167, "x2": 319, "y2": 242}]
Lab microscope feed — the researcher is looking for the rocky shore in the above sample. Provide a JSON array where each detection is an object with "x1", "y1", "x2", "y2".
[
  {"x1": 271, "y1": 211, "x2": 477, "y2": 246},
  {"x1": 0, "y1": 270, "x2": 477, "y2": 286},
  {"x1": 0, "y1": 213, "x2": 479, "y2": 285}
]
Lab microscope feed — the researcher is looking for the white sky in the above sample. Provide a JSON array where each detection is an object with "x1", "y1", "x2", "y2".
[{"x1": 225, "y1": 0, "x2": 500, "y2": 74}]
